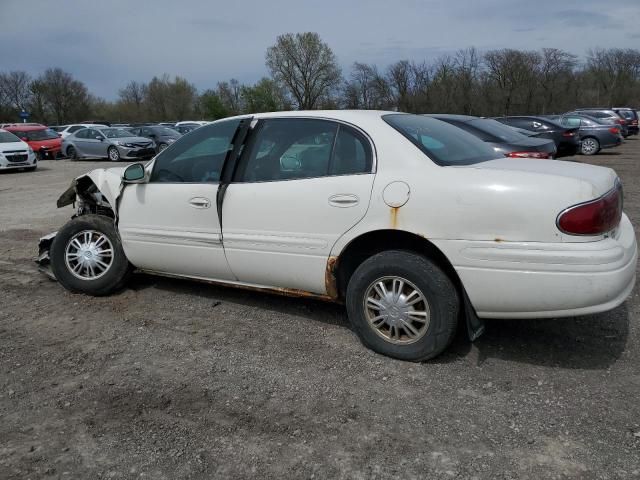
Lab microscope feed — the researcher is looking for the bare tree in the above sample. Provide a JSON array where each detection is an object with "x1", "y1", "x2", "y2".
[
  {"x1": 266, "y1": 32, "x2": 342, "y2": 110},
  {"x1": 0, "y1": 71, "x2": 32, "y2": 112},
  {"x1": 37, "y1": 68, "x2": 90, "y2": 123},
  {"x1": 216, "y1": 79, "x2": 243, "y2": 115},
  {"x1": 538, "y1": 48, "x2": 577, "y2": 113}
]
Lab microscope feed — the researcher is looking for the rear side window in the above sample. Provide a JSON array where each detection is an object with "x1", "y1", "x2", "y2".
[
  {"x1": 237, "y1": 119, "x2": 372, "y2": 182},
  {"x1": 68, "y1": 125, "x2": 84, "y2": 133},
  {"x1": 75, "y1": 129, "x2": 89, "y2": 139},
  {"x1": 383, "y1": 114, "x2": 498, "y2": 166}
]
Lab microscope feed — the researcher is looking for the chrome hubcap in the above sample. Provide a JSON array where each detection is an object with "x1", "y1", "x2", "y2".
[
  {"x1": 109, "y1": 148, "x2": 119, "y2": 161},
  {"x1": 64, "y1": 230, "x2": 114, "y2": 280},
  {"x1": 364, "y1": 276, "x2": 430, "y2": 345},
  {"x1": 582, "y1": 139, "x2": 597, "y2": 154}
]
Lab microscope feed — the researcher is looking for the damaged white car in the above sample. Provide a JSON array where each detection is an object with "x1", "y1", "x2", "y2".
[{"x1": 37, "y1": 111, "x2": 637, "y2": 361}]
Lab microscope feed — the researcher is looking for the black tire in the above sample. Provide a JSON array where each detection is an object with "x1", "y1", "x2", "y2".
[
  {"x1": 50, "y1": 215, "x2": 131, "y2": 296},
  {"x1": 107, "y1": 146, "x2": 121, "y2": 162},
  {"x1": 346, "y1": 250, "x2": 459, "y2": 362},
  {"x1": 580, "y1": 137, "x2": 600, "y2": 156},
  {"x1": 66, "y1": 146, "x2": 77, "y2": 160}
]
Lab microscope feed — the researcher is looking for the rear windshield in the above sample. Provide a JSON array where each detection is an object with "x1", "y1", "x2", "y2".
[
  {"x1": 467, "y1": 118, "x2": 526, "y2": 142},
  {"x1": 154, "y1": 127, "x2": 180, "y2": 136},
  {"x1": 0, "y1": 131, "x2": 21, "y2": 143},
  {"x1": 383, "y1": 114, "x2": 499, "y2": 166}
]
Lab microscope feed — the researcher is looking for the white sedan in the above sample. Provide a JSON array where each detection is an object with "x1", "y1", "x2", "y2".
[{"x1": 37, "y1": 111, "x2": 637, "y2": 361}]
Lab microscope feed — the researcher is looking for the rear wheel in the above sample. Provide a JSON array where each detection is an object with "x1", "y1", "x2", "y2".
[
  {"x1": 107, "y1": 146, "x2": 121, "y2": 162},
  {"x1": 346, "y1": 250, "x2": 459, "y2": 361},
  {"x1": 50, "y1": 215, "x2": 131, "y2": 296},
  {"x1": 66, "y1": 146, "x2": 77, "y2": 160},
  {"x1": 581, "y1": 137, "x2": 600, "y2": 155}
]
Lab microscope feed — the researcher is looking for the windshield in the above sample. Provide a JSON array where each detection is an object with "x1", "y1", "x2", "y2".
[
  {"x1": 467, "y1": 119, "x2": 526, "y2": 142},
  {"x1": 154, "y1": 127, "x2": 180, "y2": 136},
  {"x1": 0, "y1": 131, "x2": 21, "y2": 143},
  {"x1": 383, "y1": 114, "x2": 499, "y2": 166},
  {"x1": 100, "y1": 128, "x2": 135, "y2": 138},
  {"x1": 11, "y1": 128, "x2": 58, "y2": 141}
]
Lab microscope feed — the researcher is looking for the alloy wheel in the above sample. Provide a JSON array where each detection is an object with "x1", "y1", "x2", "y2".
[
  {"x1": 363, "y1": 276, "x2": 431, "y2": 345},
  {"x1": 64, "y1": 230, "x2": 114, "y2": 280}
]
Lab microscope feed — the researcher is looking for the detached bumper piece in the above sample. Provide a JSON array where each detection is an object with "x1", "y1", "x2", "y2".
[{"x1": 36, "y1": 232, "x2": 57, "y2": 280}]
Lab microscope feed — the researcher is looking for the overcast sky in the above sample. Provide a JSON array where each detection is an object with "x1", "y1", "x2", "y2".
[{"x1": 1, "y1": 0, "x2": 638, "y2": 99}]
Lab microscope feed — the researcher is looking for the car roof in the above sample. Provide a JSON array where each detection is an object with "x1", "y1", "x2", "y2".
[{"x1": 4, "y1": 124, "x2": 47, "y2": 131}]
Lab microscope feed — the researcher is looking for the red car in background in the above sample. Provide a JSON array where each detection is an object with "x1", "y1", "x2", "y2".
[{"x1": 3, "y1": 124, "x2": 63, "y2": 159}]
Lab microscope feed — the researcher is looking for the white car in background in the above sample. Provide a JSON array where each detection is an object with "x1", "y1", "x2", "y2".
[
  {"x1": 0, "y1": 128, "x2": 37, "y2": 171},
  {"x1": 37, "y1": 111, "x2": 637, "y2": 361},
  {"x1": 54, "y1": 124, "x2": 107, "y2": 139}
]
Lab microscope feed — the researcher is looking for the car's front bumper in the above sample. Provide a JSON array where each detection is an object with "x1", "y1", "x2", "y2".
[
  {"x1": 0, "y1": 154, "x2": 37, "y2": 170},
  {"x1": 433, "y1": 213, "x2": 637, "y2": 319},
  {"x1": 118, "y1": 146, "x2": 156, "y2": 159}
]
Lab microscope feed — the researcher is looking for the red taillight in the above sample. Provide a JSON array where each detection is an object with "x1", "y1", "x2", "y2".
[
  {"x1": 505, "y1": 151, "x2": 550, "y2": 159},
  {"x1": 609, "y1": 127, "x2": 620, "y2": 135},
  {"x1": 615, "y1": 118, "x2": 625, "y2": 125},
  {"x1": 557, "y1": 182, "x2": 623, "y2": 235},
  {"x1": 632, "y1": 120, "x2": 638, "y2": 126}
]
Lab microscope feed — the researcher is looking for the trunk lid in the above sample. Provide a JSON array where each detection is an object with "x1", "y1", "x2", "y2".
[{"x1": 471, "y1": 158, "x2": 617, "y2": 198}]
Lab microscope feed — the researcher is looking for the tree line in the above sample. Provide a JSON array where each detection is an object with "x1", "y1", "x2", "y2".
[{"x1": 1, "y1": 32, "x2": 639, "y2": 125}]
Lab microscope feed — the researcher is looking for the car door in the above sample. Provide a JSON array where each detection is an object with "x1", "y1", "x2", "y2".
[
  {"x1": 221, "y1": 117, "x2": 376, "y2": 294},
  {"x1": 117, "y1": 118, "x2": 242, "y2": 280},
  {"x1": 73, "y1": 128, "x2": 92, "y2": 157},
  {"x1": 81, "y1": 128, "x2": 105, "y2": 158}
]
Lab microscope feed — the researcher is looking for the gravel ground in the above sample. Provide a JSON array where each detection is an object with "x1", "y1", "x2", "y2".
[{"x1": 1, "y1": 143, "x2": 639, "y2": 480}]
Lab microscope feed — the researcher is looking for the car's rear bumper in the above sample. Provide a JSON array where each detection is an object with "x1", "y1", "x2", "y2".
[{"x1": 433, "y1": 214, "x2": 637, "y2": 319}]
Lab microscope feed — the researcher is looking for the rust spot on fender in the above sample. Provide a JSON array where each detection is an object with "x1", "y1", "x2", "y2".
[
  {"x1": 390, "y1": 206, "x2": 399, "y2": 229},
  {"x1": 325, "y1": 256, "x2": 339, "y2": 300},
  {"x1": 494, "y1": 238, "x2": 504, "y2": 243}
]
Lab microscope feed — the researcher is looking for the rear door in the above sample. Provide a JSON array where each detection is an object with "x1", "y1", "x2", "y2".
[{"x1": 221, "y1": 118, "x2": 376, "y2": 294}]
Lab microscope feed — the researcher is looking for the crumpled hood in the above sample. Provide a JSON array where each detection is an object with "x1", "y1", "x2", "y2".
[{"x1": 83, "y1": 167, "x2": 126, "y2": 206}]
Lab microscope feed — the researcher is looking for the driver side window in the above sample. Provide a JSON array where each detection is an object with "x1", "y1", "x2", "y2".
[{"x1": 149, "y1": 119, "x2": 240, "y2": 183}]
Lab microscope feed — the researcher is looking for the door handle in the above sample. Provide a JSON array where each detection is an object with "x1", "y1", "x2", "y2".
[
  {"x1": 189, "y1": 197, "x2": 211, "y2": 209},
  {"x1": 328, "y1": 194, "x2": 359, "y2": 208}
]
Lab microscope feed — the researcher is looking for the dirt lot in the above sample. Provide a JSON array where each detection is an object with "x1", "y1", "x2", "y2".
[{"x1": 1, "y1": 142, "x2": 639, "y2": 480}]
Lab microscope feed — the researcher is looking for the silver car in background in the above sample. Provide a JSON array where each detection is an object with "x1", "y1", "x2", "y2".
[{"x1": 62, "y1": 127, "x2": 156, "y2": 161}]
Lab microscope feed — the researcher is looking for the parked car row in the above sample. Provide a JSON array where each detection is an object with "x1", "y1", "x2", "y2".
[{"x1": 1, "y1": 108, "x2": 636, "y2": 168}]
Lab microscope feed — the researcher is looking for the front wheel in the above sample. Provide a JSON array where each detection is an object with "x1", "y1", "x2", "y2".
[
  {"x1": 346, "y1": 250, "x2": 459, "y2": 362},
  {"x1": 50, "y1": 215, "x2": 131, "y2": 296},
  {"x1": 581, "y1": 137, "x2": 600, "y2": 155},
  {"x1": 107, "y1": 146, "x2": 121, "y2": 162}
]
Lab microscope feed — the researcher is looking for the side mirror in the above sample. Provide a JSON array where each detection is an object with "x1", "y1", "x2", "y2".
[
  {"x1": 96, "y1": 136, "x2": 104, "y2": 141},
  {"x1": 122, "y1": 163, "x2": 146, "y2": 183}
]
